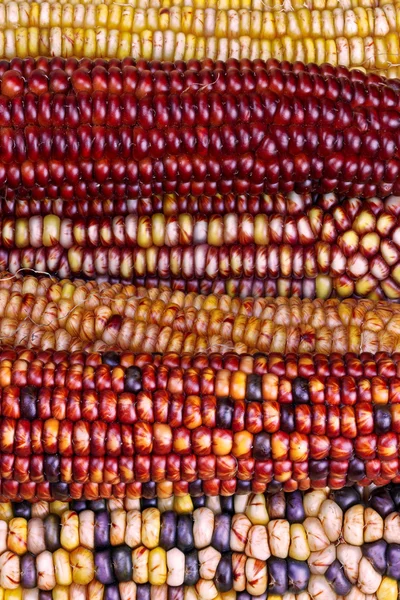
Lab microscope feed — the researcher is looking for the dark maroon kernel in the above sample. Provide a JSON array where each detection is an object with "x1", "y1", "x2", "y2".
[
  {"x1": 280, "y1": 406, "x2": 295, "y2": 433},
  {"x1": 214, "y1": 554, "x2": 233, "y2": 593},
  {"x1": 124, "y1": 366, "x2": 142, "y2": 393},
  {"x1": 292, "y1": 378, "x2": 310, "y2": 403},
  {"x1": 253, "y1": 432, "x2": 271, "y2": 460},
  {"x1": 309, "y1": 460, "x2": 329, "y2": 480},
  {"x1": 141, "y1": 482, "x2": 156, "y2": 499},
  {"x1": 20, "y1": 386, "x2": 38, "y2": 420},
  {"x1": 369, "y1": 487, "x2": 395, "y2": 518},
  {"x1": 246, "y1": 374, "x2": 262, "y2": 402},
  {"x1": 216, "y1": 398, "x2": 234, "y2": 429},
  {"x1": 286, "y1": 490, "x2": 305, "y2": 523},
  {"x1": 374, "y1": 406, "x2": 392, "y2": 434},
  {"x1": 43, "y1": 455, "x2": 61, "y2": 482},
  {"x1": 347, "y1": 457, "x2": 366, "y2": 482},
  {"x1": 333, "y1": 487, "x2": 361, "y2": 511},
  {"x1": 50, "y1": 482, "x2": 70, "y2": 501}
]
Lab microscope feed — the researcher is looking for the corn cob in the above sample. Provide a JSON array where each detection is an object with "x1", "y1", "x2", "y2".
[
  {"x1": 3, "y1": 273, "x2": 400, "y2": 354},
  {"x1": 0, "y1": 348, "x2": 399, "y2": 500},
  {"x1": 3, "y1": 241, "x2": 399, "y2": 300},
  {"x1": 1, "y1": 191, "x2": 342, "y2": 218},
  {"x1": 0, "y1": 58, "x2": 399, "y2": 201},
  {"x1": 0, "y1": 0, "x2": 398, "y2": 77},
  {"x1": 1, "y1": 195, "x2": 400, "y2": 299},
  {"x1": 0, "y1": 487, "x2": 397, "y2": 599},
  {"x1": 1, "y1": 194, "x2": 400, "y2": 300},
  {"x1": 0, "y1": 193, "x2": 319, "y2": 218}
]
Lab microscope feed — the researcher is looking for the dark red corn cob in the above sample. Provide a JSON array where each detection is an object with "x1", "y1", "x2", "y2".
[
  {"x1": 0, "y1": 348, "x2": 400, "y2": 501},
  {"x1": 0, "y1": 58, "x2": 400, "y2": 199}
]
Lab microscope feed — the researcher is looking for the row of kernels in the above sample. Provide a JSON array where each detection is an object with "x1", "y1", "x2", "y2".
[
  {"x1": 3, "y1": 244, "x2": 400, "y2": 288},
  {"x1": 2, "y1": 205, "x2": 398, "y2": 249},
  {"x1": 2, "y1": 2, "x2": 398, "y2": 38},
  {"x1": 0, "y1": 26, "x2": 398, "y2": 71},
  {"x1": 0, "y1": 0, "x2": 389, "y2": 9}
]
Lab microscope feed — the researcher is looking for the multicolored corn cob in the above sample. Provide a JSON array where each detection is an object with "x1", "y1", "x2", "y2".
[
  {"x1": 2, "y1": 273, "x2": 400, "y2": 354},
  {"x1": 1, "y1": 195, "x2": 400, "y2": 299},
  {"x1": 0, "y1": 349, "x2": 399, "y2": 500},
  {"x1": 0, "y1": 58, "x2": 400, "y2": 200},
  {"x1": 0, "y1": 0, "x2": 399, "y2": 76},
  {"x1": 2, "y1": 193, "x2": 398, "y2": 301},
  {"x1": 0, "y1": 487, "x2": 397, "y2": 599}
]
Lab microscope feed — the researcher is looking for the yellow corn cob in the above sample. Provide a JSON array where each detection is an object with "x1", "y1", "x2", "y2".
[
  {"x1": 0, "y1": 0, "x2": 399, "y2": 72},
  {"x1": 0, "y1": 273, "x2": 400, "y2": 355}
]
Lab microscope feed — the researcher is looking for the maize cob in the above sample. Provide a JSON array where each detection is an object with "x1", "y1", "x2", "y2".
[
  {"x1": 0, "y1": 58, "x2": 399, "y2": 200},
  {"x1": 0, "y1": 348, "x2": 398, "y2": 501},
  {"x1": 0, "y1": 487, "x2": 397, "y2": 599},
  {"x1": 2, "y1": 195, "x2": 400, "y2": 299},
  {"x1": 3, "y1": 273, "x2": 400, "y2": 354},
  {"x1": 0, "y1": 0, "x2": 398, "y2": 76}
]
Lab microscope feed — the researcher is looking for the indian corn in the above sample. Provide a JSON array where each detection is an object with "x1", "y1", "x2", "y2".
[
  {"x1": 0, "y1": 0, "x2": 399, "y2": 76},
  {"x1": 0, "y1": 58, "x2": 400, "y2": 200},
  {"x1": 0, "y1": 487, "x2": 397, "y2": 598},
  {"x1": 0, "y1": 349, "x2": 398, "y2": 500},
  {"x1": 3, "y1": 273, "x2": 400, "y2": 354},
  {"x1": 2, "y1": 196, "x2": 400, "y2": 299}
]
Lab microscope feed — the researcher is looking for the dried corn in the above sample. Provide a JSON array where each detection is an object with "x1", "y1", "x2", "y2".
[
  {"x1": 2, "y1": 273, "x2": 400, "y2": 354},
  {"x1": 0, "y1": 191, "x2": 366, "y2": 217},
  {"x1": 0, "y1": 349, "x2": 397, "y2": 500},
  {"x1": 0, "y1": 487, "x2": 396, "y2": 599},
  {"x1": 0, "y1": 58, "x2": 398, "y2": 201},
  {"x1": 2, "y1": 195, "x2": 400, "y2": 300}
]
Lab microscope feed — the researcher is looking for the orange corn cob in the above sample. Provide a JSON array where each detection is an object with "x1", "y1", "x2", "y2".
[{"x1": 0, "y1": 348, "x2": 398, "y2": 501}]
